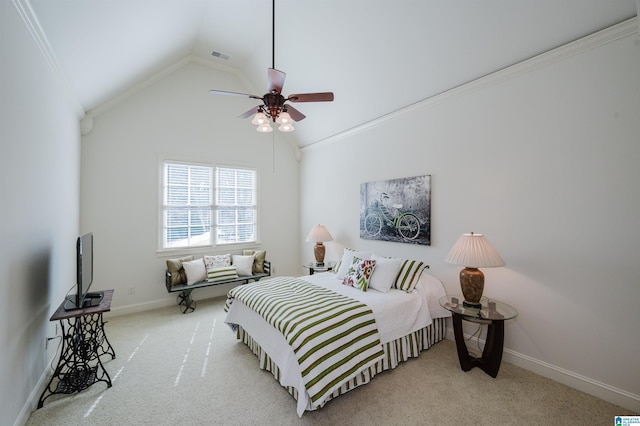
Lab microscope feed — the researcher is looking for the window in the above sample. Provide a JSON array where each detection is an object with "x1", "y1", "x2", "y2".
[
  {"x1": 161, "y1": 162, "x2": 257, "y2": 249},
  {"x1": 216, "y1": 167, "x2": 257, "y2": 244},
  {"x1": 162, "y1": 162, "x2": 213, "y2": 249}
]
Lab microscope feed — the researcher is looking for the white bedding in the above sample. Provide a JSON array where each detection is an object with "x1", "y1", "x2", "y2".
[
  {"x1": 301, "y1": 271, "x2": 449, "y2": 342},
  {"x1": 224, "y1": 271, "x2": 450, "y2": 416}
]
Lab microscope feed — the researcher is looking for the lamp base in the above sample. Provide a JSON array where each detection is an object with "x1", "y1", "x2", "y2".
[
  {"x1": 314, "y1": 242, "x2": 326, "y2": 264},
  {"x1": 460, "y1": 267, "x2": 484, "y2": 307},
  {"x1": 463, "y1": 300, "x2": 483, "y2": 309}
]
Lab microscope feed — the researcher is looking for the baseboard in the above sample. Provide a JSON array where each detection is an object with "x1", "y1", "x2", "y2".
[
  {"x1": 444, "y1": 329, "x2": 640, "y2": 413},
  {"x1": 14, "y1": 359, "x2": 55, "y2": 426},
  {"x1": 502, "y1": 349, "x2": 640, "y2": 414},
  {"x1": 107, "y1": 292, "x2": 232, "y2": 317},
  {"x1": 107, "y1": 298, "x2": 176, "y2": 317}
]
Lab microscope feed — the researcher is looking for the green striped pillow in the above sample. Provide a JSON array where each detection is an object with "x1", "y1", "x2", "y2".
[
  {"x1": 394, "y1": 259, "x2": 428, "y2": 292},
  {"x1": 207, "y1": 265, "x2": 238, "y2": 282}
]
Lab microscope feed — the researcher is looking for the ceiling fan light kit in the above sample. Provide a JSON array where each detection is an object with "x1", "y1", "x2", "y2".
[
  {"x1": 251, "y1": 112, "x2": 269, "y2": 125},
  {"x1": 256, "y1": 122, "x2": 274, "y2": 133},
  {"x1": 208, "y1": 0, "x2": 334, "y2": 133},
  {"x1": 278, "y1": 122, "x2": 294, "y2": 132},
  {"x1": 276, "y1": 112, "x2": 292, "y2": 124}
]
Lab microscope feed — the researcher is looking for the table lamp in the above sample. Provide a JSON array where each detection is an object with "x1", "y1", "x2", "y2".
[
  {"x1": 445, "y1": 232, "x2": 504, "y2": 308},
  {"x1": 305, "y1": 224, "x2": 333, "y2": 265}
]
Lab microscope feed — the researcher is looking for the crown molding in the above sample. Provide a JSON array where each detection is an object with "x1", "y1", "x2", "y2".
[
  {"x1": 302, "y1": 17, "x2": 639, "y2": 151},
  {"x1": 12, "y1": 0, "x2": 85, "y2": 118}
]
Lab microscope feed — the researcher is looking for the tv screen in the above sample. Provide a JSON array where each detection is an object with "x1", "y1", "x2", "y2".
[
  {"x1": 64, "y1": 232, "x2": 102, "y2": 310},
  {"x1": 78, "y1": 232, "x2": 93, "y2": 303}
]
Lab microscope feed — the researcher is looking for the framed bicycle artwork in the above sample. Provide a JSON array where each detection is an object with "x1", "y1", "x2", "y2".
[{"x1": 360, "y1": 175, "x2": 431, "y2": 245}]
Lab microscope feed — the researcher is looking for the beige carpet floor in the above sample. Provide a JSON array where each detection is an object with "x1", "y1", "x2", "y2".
[{"x1": 27, "y1": 297, "x2": 633, "y2": 426}]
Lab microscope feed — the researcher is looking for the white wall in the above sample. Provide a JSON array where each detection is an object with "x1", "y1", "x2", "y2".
[
  {"x1": 300, "y1": 24, "x2": 640, "y2": 411},
  {"x1": 81, "y1": 61, "x2": 301, "y2": 313},
  {"x1": 1, "y1": 2, "x2": 82, "y2": 425}
]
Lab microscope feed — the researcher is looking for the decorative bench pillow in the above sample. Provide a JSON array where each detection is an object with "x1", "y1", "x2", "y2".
[
  {"x1": 166, "y1": 255, "x2": 195, "y2": 286},
  {"x1": 232, "y1": 255, "x2": 255, "y2": 276},
  {"x1": 242, "y1": 250, "x2": 267, "y2": 274},
  {"x1": 204, "y1": 254, "x2": 231, "y2": 269},
  {"x1": 183, "y1": 258, "x2": 207, "y2": 285},
  {"x1": 207, "y1": 265, "x2": 238, "y2": 282}
]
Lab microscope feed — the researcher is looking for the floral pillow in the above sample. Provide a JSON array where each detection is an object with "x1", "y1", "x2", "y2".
[
  {"x1": 342, "y1": 257, "x2": 376, "y2": 292},
  {"x1": 336, "y1": 248, "x2": 373, "y2": 279},
  {"x1": 204, "y1": 254, "x2": 231, "y2": 269}
]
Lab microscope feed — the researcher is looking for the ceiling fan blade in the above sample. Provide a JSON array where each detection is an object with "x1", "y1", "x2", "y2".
[
  {"x1": 238, "y1": 106, "x2": 262, "y2": 119},
  {"x1": 267, "y1": 68, "x2": 286, "y2": 94},
  {"x1": 209, "y1": 89, "x2": 262, "y2": 100},
  {"x1": 284, "y1": 105, "x2": 306, "y2": 122},
  {"x1": 287, "y1": 92, "x2": 334, "y2": 103}
]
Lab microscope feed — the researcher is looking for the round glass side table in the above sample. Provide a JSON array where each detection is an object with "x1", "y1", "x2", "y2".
[
  {"x1": 303, "y1": 261, "x2": 336, "y2": 275},
  {"x1": 439, "y1": 295, "x2": 517, "y2": 378}
]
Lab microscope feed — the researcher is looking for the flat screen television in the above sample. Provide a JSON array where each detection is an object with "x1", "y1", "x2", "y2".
[{"x1": 64, "y1": 232, "x2": 103, "y2": 310}]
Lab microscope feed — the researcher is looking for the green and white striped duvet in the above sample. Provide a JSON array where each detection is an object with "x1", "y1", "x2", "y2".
[{"x1": 225, "y1": 276, "x2": 384, "y2": 408}]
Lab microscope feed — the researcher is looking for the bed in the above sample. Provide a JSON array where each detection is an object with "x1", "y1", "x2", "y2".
[{"x1": 224, "y1": 255, "x2": 450, "y2": 417}]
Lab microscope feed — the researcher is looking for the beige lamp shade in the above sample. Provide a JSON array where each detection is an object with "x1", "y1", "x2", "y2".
[
  {"x1": 306, "y1": 225, "x2": 333, "y2": 264},
  {"x1": 445, "y1": 232, "x2": 504, "y2": 307},
  {"x1": 445, "y1": 232, "x2": 504, "y2": 268},
  {"x1": 305, "y1": 225, "x2": 333, "y2": 243}
]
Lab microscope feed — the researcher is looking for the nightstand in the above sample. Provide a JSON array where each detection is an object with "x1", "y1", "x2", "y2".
[
  {"x1": 439, "y1": 295, "x2": 517, "y2": 378},
  {"x1": 303, "y1": 261, "x2": 336, "y2": 275}
]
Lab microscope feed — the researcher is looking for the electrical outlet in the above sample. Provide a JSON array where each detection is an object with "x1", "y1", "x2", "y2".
[{"x1": 128, "y1": 285, "x2": 135, "y2": 294}]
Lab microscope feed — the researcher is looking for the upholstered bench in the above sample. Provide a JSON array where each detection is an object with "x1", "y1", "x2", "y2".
[{"x1": 165, "y1": 251, "x2": 270, "y2": 313}]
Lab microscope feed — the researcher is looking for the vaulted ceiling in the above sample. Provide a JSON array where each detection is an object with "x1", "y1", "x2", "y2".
[{"x1": 28, "y1": 0, "x2": 638, "y2": 146}]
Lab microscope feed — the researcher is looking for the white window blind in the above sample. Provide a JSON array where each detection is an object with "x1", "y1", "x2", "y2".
[
  {"x1": 215, "y1": 167, "x2": 257, "y2": 244},
  {"x1": 162, "y1": 162, "x2": 213, "y2": 249},
  {"x1": 161, "y1": 162, "x2": 257, "y2": 249}
]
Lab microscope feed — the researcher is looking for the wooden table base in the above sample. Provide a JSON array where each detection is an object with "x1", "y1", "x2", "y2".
[{"x1": 451, "y1": 314, "x2": 505, "y2": 378}]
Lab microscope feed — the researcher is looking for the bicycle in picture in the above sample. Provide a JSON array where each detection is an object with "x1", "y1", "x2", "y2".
[{"x1": 363, "y1": 192, "x2": 422, "y2": 240}]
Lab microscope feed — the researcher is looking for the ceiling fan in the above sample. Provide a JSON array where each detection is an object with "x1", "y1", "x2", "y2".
[{"x1": 208, "y1": 0, "x2": 334, "y2": 132}]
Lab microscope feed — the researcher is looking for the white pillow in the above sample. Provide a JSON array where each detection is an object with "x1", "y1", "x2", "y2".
[
  {"x1": 182, "y1": 258, "x2": 207, "y2": 285},
  {"x1": 336, "y1": 249, "x2": 372, "y2": 279},
  {"x1": 368, "y1": 254, "x2": 403, "y2": 293},
  {"x1": 232, "y1": 255, "x2": 254, "y2": 276}
]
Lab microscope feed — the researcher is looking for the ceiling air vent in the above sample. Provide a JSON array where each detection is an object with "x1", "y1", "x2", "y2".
[{"x1": 211, "y1": 50, "x2": 230, "y2": 61}]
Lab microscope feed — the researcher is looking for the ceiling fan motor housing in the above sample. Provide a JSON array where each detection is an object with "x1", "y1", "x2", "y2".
[{"x1": 264, "y1": 93, "x2": 286, "y2": 121}]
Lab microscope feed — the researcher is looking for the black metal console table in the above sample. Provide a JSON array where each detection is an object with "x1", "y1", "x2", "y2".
[{"x1": 38, "y1": 289, "x2": 116, "y2": 408}]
